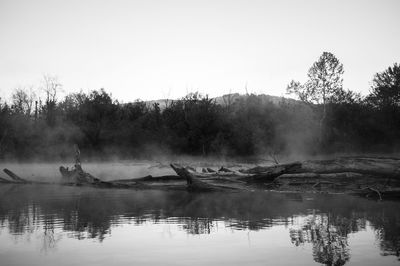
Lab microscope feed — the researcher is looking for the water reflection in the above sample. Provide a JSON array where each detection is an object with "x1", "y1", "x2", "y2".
[
  {"x1": 0, "y1": 184, "x2": 399, "y2": 265},
  {"x1": 290, "y1": 214, "x2": 352, "y2": 265}
]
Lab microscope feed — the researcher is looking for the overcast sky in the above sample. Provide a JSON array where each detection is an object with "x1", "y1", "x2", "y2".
[{"x1": 1, "y1": 0, "x2": 399, "y2": 102}]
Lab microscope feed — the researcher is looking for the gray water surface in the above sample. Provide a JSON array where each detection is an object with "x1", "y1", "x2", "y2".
[{"x1": 0, "y1": 184, "x2": 399, "y2": 266}]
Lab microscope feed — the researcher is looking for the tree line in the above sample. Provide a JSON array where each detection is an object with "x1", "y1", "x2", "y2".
[{"x1": 0, "y1": 53, "x2": 399, "y2": 160}]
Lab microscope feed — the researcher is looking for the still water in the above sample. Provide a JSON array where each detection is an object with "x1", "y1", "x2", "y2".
[{"x1": 0, "y1": 184, "x2": 399, "y2": 266}]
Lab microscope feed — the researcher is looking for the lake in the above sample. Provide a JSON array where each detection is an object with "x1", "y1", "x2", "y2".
[
  {"x1": 0, "y1": 162, "x2": 399, "y2": 265},
  {"x1": 0, "y1": 183, "x2": 399, "y2": 266}
]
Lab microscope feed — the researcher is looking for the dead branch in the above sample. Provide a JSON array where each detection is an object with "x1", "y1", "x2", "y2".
[
  {"x1": 3, "y1": 169, "x2": 28, "y2": 182},
  {"x1": 358, "y1": 186, "x2": 383, "y2": 201}
]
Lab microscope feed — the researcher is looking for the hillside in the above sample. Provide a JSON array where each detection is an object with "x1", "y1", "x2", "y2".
[{"x1": 145, "y1": 93, "x2": 298, "y2": 109}]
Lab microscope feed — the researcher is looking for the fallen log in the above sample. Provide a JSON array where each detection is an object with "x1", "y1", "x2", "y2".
[
  {"x1": 55, "y1": 156, "x2": 400, "y2": 196},
  {"x1": 277, "y1": 172, "x2": 364, "y2": 180},
  {"x1": 59, "y1": 145, "x2": 187, "y2": 189},
  {"x1": 170, "y1": 164, "x2": 238, "y2": 191},
  {"x1": 241, "y1": 157, "x2": 400, "y2": 179},
  {"x1": 185, "y1": 166, "x2": 196, "y2": 172},
  {"x1": 239, "y1": 162, "x2": 302, "y2": 182},
  {"x1": 219, "y1": 166, "x2": 234, "y2": 173},
  {"x1": 59, "y1": 144, "x2": 121, "y2": 187},
  {"x1": 297, "y1": 157, "x2": 400, "y2": 177},
  {"x1": 113, "y1": 175, "x2": 182, "y2": 183},
  {"x1": 207, "y1": 168, "x2": 216, "y2": 173},
  {"x1": 240, "y1": 162, "x2": 301, "y2": 174},
  {"x1": 3, "y1": 169, "x2": 28, "y2": 183},
  {"x1": 273, "y1": 172, "x2": 370, "y2": 191},
  {"x1": 59, "y1": 165, "x2": 100, "y2": 184},
  {"x1": 171, "y1": 163, "x2": 219, "y2": 191},
  {"x1": 59, "y1": 165, "x2": 149, "y2": 189},
  {"x1": 2, "y1": 154, "x2": 400, "y2": 200}
]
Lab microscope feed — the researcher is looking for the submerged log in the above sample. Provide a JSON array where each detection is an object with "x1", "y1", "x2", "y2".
[
  {"x1": 114, "y1": 175, "x2": 183, "y2": 183},
  {"x1": 0, "y1": 176, "x2": 15, "y2": 183}
]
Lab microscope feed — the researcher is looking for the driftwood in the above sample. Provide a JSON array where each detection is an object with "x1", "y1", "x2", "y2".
[
  {"x1": 170, "y1": 164, "x2": 239, "y2": 191},
  {"x1": 239, "y1": 162, "x2": 302, "y2": 182},
  {"x1": 4, "y1": 168, "x2": 28, "y2": 182},
  {"x1": 114, "y1": 175, "x2": 182, "y2": 183},
  {"x1": 240, "y1": 157, "x2": 400, "y2": 177},
  {"x1": 207, "y1": 167, "x2": 216, "y2": 173},
  {"x1": 2, "y1": 155, "x2": 400, "y2": 199},
  {"x1": 278, "y1": 172, "x2": 363, "y2": 179},
  {"x1": 237, "y1": 157, "x2": 400, "y2": 199},
  {"x1": 297, "y1": 157, "x2": 400, "y2": 177},
  {"x1": 59, "y1": 165, "x2": 147, "y2": 189},
  {"x1": 219, "y1": 166, "x2": 233, "y2": 173},
  {"x1": 60, "y1": 165, "x2": 98, "y2": 184},
  {"x1": 58, "y1": 145, "x2": 133, "y2": 188},
  {"x1": 171, "y1": 164, "x2": 217, "y2": 191}
]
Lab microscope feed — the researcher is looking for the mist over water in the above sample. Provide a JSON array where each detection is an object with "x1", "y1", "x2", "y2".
[
  {"x1": 1, "y1": 0, "x2": 400, "y2": 265},
  {"x1": 0, "y1": 161, "x2": 176, "y2": 182},
  {"x1": 0, "y1": 159, "x2": 258, "y2": 183}
]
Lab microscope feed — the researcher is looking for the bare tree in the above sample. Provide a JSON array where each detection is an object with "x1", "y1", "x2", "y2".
[
  {"x1": 41, "y1": 74, "x2": 63, "y2": 126},
  {"x1": 42, "y1": 74, "x2": 63, "y2": 103},
  {"x1": 11, "y1": 86, "x2": 36, "y2": 116}
]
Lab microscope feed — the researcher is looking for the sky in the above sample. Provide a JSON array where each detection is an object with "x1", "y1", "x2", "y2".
[{"x1": 1, "y1": 0, "x2": 400, "y2": 102}]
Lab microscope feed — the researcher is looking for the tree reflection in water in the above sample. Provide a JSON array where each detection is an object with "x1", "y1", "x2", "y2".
[
  {"x1": 181, "y1": 218, "x2": 214, "y2": 234},
  {"x1": 41, "y1": 219, "x2": 62, "y2": 253},
  {"x1": 289, "y1": 213, "x2": 358, "y2": 265},
  {"x1": 0, "y1": 184, "x2": 399, "y2": 263},
  {"x1": 371, "y1": 212, "x2": 400, "y2": 260}
]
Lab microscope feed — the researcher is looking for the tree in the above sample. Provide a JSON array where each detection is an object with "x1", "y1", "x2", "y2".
[
  {"x1": 365, "y1": 63, "x2": 400, "y2": 147},
  {"x1": 42, "y1": 74, "x2": 62, "y2": 103},
  {"x1": 287, "y1": 52, "x2": 345, "y2": 144},
  {"x1": 11, "y1": 87, "x2": 36, "y2": 116},
  {"x1": 66, "y1": 89, "x2": 117, "y2": 148},
  {"x1": 41, "y1": 75, "x2": 63, "y2": 126},
  {"x1": 287, "y1": 52, "x2": 344, "y2": 104},
  {"x1": 368, "y1": 63, "x2": 400, "y2": 108},
  {"x1": 163, "y1": 92, "x2": 222, "y2": 155},
  {"x1": 0, "y1": 100, "x2": 11, "y2": 155}
]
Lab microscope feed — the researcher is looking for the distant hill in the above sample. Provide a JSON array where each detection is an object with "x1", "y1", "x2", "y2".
[
  {"x1": 213, "y1": 93, "x2": 297, "y2": 106},
  {"x1": 145, "y1": 93, "x2": 298, "y2": 109}
]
